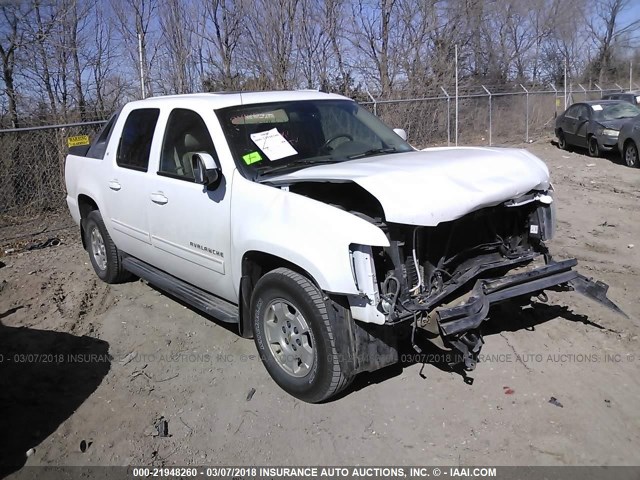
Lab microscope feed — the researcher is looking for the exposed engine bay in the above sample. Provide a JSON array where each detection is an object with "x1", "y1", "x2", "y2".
[{"x1": 287, "y1": 180, "x2": 626, "y2": 372}]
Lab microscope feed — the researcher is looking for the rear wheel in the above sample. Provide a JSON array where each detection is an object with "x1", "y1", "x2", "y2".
[
  {"x1": 557, "y1": 131, "x2": 567, "y2": 150},
  {"x1": 83, "y1": 210, "x2": 130, "y2": 284},
  {"x1": 251, "y1": 268, "x2": 354, "y2": 403},
  {"x1": 588, "y1": 136, "x2": 600, "y2": 157},
  {"x1": 624, "y1": 140, "x2": 639, "y2": 168}
]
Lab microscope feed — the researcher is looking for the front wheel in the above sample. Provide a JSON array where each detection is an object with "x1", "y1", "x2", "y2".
[
  {"x1": 624, "y1": 140, "x2": 639, "y2": 168},
  {"x1": 251, "y1": 268, "x2": 354, "y2": 402},
  {"x1": 588, "y1": 136, "x2": 600, "y2": 157}
]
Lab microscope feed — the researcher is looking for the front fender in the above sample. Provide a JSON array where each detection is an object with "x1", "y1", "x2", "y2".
[{"x1": 230, "y1": 173, "x2": 389, "y2": 297}]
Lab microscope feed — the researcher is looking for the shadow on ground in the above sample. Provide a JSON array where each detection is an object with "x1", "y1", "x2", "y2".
[
  {"x1": 549, "y1": 139, "x2": 623, "y2": 165},
  {"x1": 339, "y1": 300, "x2": 604, "y2": 397},
  {"x1": 0, "y1": 321, "x2": 110, "y2": 478}
]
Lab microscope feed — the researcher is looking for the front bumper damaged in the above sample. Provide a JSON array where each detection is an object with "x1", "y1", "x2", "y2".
[{"x1": 404, "y1": 258, "x2": 627, "y2": 371}]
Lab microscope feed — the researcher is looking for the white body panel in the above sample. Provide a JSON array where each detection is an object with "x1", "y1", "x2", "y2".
[{"x1": 229, "y1": 171, "x2": 389, "y2": 299}]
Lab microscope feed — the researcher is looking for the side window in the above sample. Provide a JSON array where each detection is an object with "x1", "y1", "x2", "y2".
[
  {"x1": 564, "y1": 105, "x2": 579, "y2": 119},
  {"x1": 87, "y1": 111, "x2": 120, "y2": 159},
  {"x1": 578, "y1": 105, "x2": 590, "y2": 119},
  {"x1": 117, "y1": 108, "x2": 160, "y2": 171},
  {"x1": 159, "y1": 109, "x2": 217, "y2": 181}
]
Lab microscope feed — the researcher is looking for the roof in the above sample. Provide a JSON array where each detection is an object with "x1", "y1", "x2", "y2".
[
  {"x1": 580, "y1": 100, "x2": 622, "y2": 105},
  {"x1": 125, "y1": 90, "x2": 351, "y2": 111}
]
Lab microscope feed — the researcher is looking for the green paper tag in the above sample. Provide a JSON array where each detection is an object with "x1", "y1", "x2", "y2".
[{"x1": 242, "y1": 151, "x2": 263, "y2": 165}]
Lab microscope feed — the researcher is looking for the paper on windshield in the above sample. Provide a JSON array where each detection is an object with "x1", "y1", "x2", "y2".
[
  {"x1": 250, "y1": 128, "x2": 297, "y2": 161},
  {"x1": 636, "y1": 96, "x2": 640, "y2": 103},
  {"x1": 592, "y1": 105, "x2": 603, "y2": 111}
]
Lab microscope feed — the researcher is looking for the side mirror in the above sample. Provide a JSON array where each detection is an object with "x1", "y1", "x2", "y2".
[
  {"x1": 192, "y1": 153, "x2": 220, "y2": 187},
  {"x1": 393, "y1": 128, "x2": 407, "y2": 141}
]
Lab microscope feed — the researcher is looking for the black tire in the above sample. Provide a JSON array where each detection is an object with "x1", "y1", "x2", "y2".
[
  {"x1": 623, "y1": 140, "x2": 639, "y2": 168},
  {"x1": 83, "y1": 210, "x2": 130, "y2": 284},
  {"x1": 251, "y1": 268, "x2": 354, "y2": 402},
  {"x1": 557, "y1": 131, "x2": 567, "y2": 150},
  {"x1": 588, "y1": 136, "x2": 600, "y2": 157}
]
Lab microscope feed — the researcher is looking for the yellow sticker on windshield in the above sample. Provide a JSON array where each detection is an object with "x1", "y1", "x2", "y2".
[
  {"x1": 67, "y1": 135, "x2": 90, "y2": 147},
  {"x1": 242, "y1": 151, "x2": 263, "y2": 165}
]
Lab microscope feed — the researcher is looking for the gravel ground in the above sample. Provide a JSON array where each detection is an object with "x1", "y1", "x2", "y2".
[{"x1": 1, "y1": 140, "x2": 639, "y2": 476}]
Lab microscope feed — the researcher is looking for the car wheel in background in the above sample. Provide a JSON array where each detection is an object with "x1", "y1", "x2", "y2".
[
  {"x1": 251, "y1": 267, "x2": 354, "y2": 403},
  {"x1": 83, "y1": 210, "x2": 131, "y2": 284},
  {"x1": 623, "y1": 140, "x2": 639, "y2": 168},
  {"x1": 557, "y1": 131, "x2": 567, "y2": 150},
  {"x1": 588, "y1": 136, "x2": 600, "y2": 157}
]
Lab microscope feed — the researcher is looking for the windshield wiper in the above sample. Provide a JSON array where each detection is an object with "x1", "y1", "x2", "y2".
[
  {"x1": 256, "y1": 158, "x2": 339, "y2": 178},
  {"x1": 347, "y1": 147, "x2": 397, "y2": 159}
]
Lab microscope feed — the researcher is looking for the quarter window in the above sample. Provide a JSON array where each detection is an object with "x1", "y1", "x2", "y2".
[{"x1": 117, "y1": 108, "x2": 160, "y2": 171}]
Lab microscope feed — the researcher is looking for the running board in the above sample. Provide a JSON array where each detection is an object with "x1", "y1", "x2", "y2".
[{"x1": 122, "y1": 256, "x2": 239, "y2": 323}]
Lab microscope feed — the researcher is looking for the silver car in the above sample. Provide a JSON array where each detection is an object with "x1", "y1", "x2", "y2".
[{"x1": 618, "y1": 115, "x2": 640, "y2": 168}]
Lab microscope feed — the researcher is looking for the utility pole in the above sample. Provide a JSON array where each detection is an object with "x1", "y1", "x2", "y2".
[
  {"x1": 455, "y1": 44, "x2": 458, "y2": 146},
  {"x1": 138, "y1": 33, "x2": 146, "y2": 99}
]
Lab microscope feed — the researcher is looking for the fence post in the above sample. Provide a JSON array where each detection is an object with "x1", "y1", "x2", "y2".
[
  {"x1": 594, "y1": 83, "x2": 603, "y2": 98},
  {"x1": 365, "y1": 89, "x2": 378, "y2": 116},
  {"x1": 481, "y1": 85, "x2": 492, "y2": 146},
  {"x1": 578, "y1": 83, "x2": 587, "y2": 100},
  {"x1": 520, "y1": 84, "x2": 529, "y2": 143},
  {"x1": 551, "y1": 84, "x2": 559, "y2": 116},
  {"x1": 440, "y1": 86, "x2": 451, "y2": 146}
]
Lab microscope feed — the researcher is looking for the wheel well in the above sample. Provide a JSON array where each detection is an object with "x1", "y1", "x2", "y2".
[
  {"x1": 624, "y1": 138, "x2": 636, "y2": 150},
  {"x1": 238, "y1": 251, "x2": 322, "y2": 339},
  {"x1": 78, "y1": 194, "x2": 99, "y2": 249}
]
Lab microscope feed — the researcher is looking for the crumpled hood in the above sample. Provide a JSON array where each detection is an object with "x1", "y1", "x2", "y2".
[
  {"x1": 268, "y1": 146, "x2": 550, "y2": 226},
  {"x1": 597, "y1": 118, "x2": 630, "y2": 130}
]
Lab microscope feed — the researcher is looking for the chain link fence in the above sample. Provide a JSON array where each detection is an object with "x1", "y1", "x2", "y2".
[
  {"x1": 362, "y1": 83, "x2": 633, "y2": 148},
  {"x1": 0, "y1": 83, "x2": 631, "y2": 236},
  {"x1": 0, "y1": 122, "x2": 105, "y2": 230}
]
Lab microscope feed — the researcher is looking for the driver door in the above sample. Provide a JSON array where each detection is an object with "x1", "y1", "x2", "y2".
[
  {"x1": 574, "y1": 104, "x2": 590, "y2": 148},
  {"x1": 146, "y1": 108, "x2": 235, "y2": 302}
]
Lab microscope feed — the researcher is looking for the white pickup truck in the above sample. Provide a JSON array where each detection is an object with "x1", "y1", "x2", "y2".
[{"x1": 65, "y1": 90, "x2": 624, "y2": 402}]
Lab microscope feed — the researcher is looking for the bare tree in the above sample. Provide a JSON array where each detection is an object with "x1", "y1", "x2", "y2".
[
  {"x1": 586, "y1": 0, "x2": 640, "y2": 83},
  {"x1": 200, "y1": 0, "x2": 245, "y2": 90},
  {"x1": 244, "y1": 0, "x2": 300, "y2": 89},
  {"x1": 111, "y1": 0, "x2": 158, "y2": 98},
  {"x1": 0, "y1": 2, "x2": 33, "y2": 128}
]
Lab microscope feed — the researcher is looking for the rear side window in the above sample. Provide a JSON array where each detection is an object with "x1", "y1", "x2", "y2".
[
  {"x1": 87, "y1": 111, "x2": 120, "y2": 159},
  {"x1": 117, "y1": 108, "x2": 160, "y2": 171}
]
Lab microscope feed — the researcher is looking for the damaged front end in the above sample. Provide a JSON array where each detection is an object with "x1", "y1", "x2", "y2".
[{"x1": 350, "y1": 189, "x2": 627, "y2": 371}]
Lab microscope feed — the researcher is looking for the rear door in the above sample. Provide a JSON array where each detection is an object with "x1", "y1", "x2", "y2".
[
  {"x1": 146, "y1": 108, "x2": 235, "y2": 302},
  {"x1": 107, "y1": 108, "x2": 160, "y2": 261}
]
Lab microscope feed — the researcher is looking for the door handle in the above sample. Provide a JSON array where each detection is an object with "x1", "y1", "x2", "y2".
[
  {"x1": 150, "y1": 192, "x2": 168, "y2": 205},
  {"x1": 108, "y1": 180, "x2": 121, "y2": 191}
]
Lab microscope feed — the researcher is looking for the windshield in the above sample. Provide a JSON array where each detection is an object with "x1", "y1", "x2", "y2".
[
  {"x1": 216, "y1": 99, "x2": 413, "y2": 179},
  {"x1": 593, "y1": 102, "x2": 640, "y2": 121}
]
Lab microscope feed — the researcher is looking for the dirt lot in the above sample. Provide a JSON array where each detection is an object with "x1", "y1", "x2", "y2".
[{"x1": 1, "y1": 140, "x2": 639, "y2": 475}]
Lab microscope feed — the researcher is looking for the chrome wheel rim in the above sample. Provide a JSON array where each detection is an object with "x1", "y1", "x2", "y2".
[
  {"x1": 626, "y1": 144, "x2": 638, "y2": 167},
  {"x1": 90, "y1": 226, "x2": 107, "y2": 271},
  {"x1": 263, "y1": 299, "x2": 314, "y2": 377}
]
